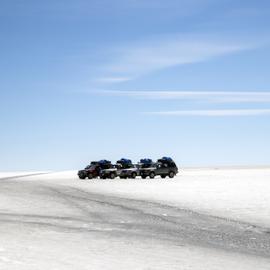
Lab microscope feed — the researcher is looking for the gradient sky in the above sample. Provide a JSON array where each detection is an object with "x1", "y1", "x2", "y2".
[{"x1": 1, "y1": 0, "x2": 270, "y2": 170}]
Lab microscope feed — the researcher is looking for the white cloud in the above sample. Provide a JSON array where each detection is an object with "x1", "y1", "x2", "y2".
[
  {"x1": 144, "y1": 109, "x2": 270, "y2": 117},
  {"x1": 99, "y1": 90, "x2": 270, "y2": 103},
  {"x1": 95, "y1": 77, "x2": 132, "y2": 83},
  {"x1": 101, "y1": 35, "x2": 251, "y2": 81}
]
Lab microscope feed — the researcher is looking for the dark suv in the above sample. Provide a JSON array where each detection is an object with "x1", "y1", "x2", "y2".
[
  {"x1": 139, "y1": 157, "x2": 178, "y2": 179},
  {"x1": 138, "y1": 158, "x2": 156, "y2": 179},
  {"x1": 99, "y1": 164, "x2": 118, "y2": 179},
  {"x1": 117, "y1": 158, "x2": 138, "y2": 179},
  {"x1": 78, "y1": 160, "x2": 112, "y2": 179}
]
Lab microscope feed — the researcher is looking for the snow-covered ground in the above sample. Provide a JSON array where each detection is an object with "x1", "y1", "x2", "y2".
[
  {"x1": 0, "y1": 168, "x2": 270, "y2": 269},
  {"x1": 0, "y1": 172, "x2": 46, "y2": 179},
  {"x1": 37, "y1": 167, "x2": 270, "y2": 228},
  {"x1": 0, "y1": 172, "x2": 24, "y2": 178}
]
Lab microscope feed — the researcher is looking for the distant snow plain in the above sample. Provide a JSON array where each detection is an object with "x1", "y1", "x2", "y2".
[{"x1": 0, "y1": 167, "x2": 270, "y2": 269}]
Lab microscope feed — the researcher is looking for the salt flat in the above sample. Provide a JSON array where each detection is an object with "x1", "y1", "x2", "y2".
[
  {"x1": 37, "y1": 167, "x2": 270, "y2": 227},
  {"x1": 0, "y1": 168, "x2": 270, "y2": 269}
]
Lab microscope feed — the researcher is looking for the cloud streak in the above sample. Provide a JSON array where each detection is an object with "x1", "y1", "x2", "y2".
[
  {"x1": 144, "y1": 109, "x2": 270, "y2": 117},
  {"x1": 99, "y1": 90, "x2": 270, "y2": 103},
  {"x1": 95, "y1": 77, "x2": 132, "y2": 83},
  {"x1": 98, "y1": 34, "x2": 252, "y2": 81}
]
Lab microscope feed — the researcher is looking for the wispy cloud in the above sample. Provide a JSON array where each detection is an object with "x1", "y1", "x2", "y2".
[
  {"x1": 99, "y1": 90, "x2": 270, "y2": 103},
  {"x1": 95, "y1": 77, "x2": 132, "y2": 83},
  {"x1": 144, "y1": 109, "x2": 270, "y2": 117},
  {"x1": 98, "y1": 34, "x2": 252, "y2": 82}
]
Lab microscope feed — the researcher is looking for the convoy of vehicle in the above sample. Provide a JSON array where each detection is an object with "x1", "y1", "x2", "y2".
[{"x1": 78, "y1": 157, "x2": 178, "y2": 180}]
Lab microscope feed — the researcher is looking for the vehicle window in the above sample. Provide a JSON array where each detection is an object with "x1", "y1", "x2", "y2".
[{"x1": 142, "y1": 164, "x2": 151, "y2": 168}]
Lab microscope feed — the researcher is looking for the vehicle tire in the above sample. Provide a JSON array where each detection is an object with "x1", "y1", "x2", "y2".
[
  {"x1": 79, "y1": 175, "x2": 86, "y2": 180},
  {"x1": 88, "y1": 173, "x2": 93, "y2": 179},
  {"x1": 149, "y1": 172, "x2": 155, "y2": 179},
  {"x1": 110, "y1": 173, "x2": 116, "y2": 179},
  {"x1": 141, "y1": 175, "x2": 146, "y2": 179},
  {"x1": 161, "y1": 175, "x2": 166, "y2": 178},
  {"x1": 169, "y1": 171, "x2": 175, "y2": 178},
  {"x1": 131, "y1": 172, "x2": 137, "y2": 179}
]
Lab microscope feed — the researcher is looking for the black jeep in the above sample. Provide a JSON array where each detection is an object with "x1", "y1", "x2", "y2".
[
  {"x1": 99, "y1": 164, "x2": 119, "y2": 179},
  {"x1": 139, "y1": 157, "x2": 178, "y2": 179},
  {"x1": 78, "y1": 160, "x2": 112, "y2": 179},
  {"x1": 138, "y1": 158, "x2": 156, "y2": 179},
  {"x1": 117, "y1": 158, "x2": 138, "y2": 179}
]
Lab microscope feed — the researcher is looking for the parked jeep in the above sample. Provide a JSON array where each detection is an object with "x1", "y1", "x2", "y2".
[
  {"x1": 78, "y1": 160, "x2": 112, "y2": 179},
  {"x1": 99, "y1": 164, "x2": 119, "y2": 179},
  {"x1": 117, "y1": 158, "x2": 138, "y2": 179},
  {"x1": 139, "y1": 157, "x2": 178, "y2": 179},
  {"x1": 138, "y1": 158, "x2": 156, "y2": 179}
]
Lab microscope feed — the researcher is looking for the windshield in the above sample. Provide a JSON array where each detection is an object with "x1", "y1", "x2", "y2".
[
  {"x1": 100, "y1": 163, "x2": 112, "y2": 169},
  {"x1": 85, "y1": 165, "x2": 95, "y2": 169},
  {"x1": 141, "y1": 163, "x2": 153, "y2": 168},
  {"x1": 123, "y1": 164, "x2": 134, "y2": 169}
]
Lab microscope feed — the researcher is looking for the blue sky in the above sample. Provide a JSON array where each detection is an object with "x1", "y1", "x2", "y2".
[{"x1": 1, "y1": 0, "x2": 270, "y2": 170}]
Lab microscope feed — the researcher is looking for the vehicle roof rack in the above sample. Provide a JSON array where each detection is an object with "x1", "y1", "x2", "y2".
[
  {"x1": 117, "y1": 158, "x2": 132, "y2": 164},
  {"x1": 140, "y1": 158, "x2": 153, "y2": 164},
  {"x1": 99, "y1": 159, "x2": 111, "y2": 164},
  {"x1": 161, "y1": 157, "x2": 173, "y2": 162},
  {"x1": 90, "y1": 161, "x2": 98, "y2": 165}
]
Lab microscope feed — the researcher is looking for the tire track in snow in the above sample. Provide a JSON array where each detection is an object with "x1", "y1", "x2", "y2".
[
  {"x1": 1, "y1": 175, "x2": 270, "y2": 260},
  {"x1": 0, "y1": 173, "x2": 49, "y2": 181},
  {"x1": 45, "y1": 185, "x2": 270, "y2": 258}
]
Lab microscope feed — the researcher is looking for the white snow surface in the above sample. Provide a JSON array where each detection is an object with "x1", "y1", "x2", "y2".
[
  {"x1": 1, "y1": 168, "x2": 270, "y2": 269},
  {"x1": 41, "y1": 167, "x2": 270, "y2": 228},
  {"x1": 0, "y1": 172, "x2": 47, "y2": 179}
]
